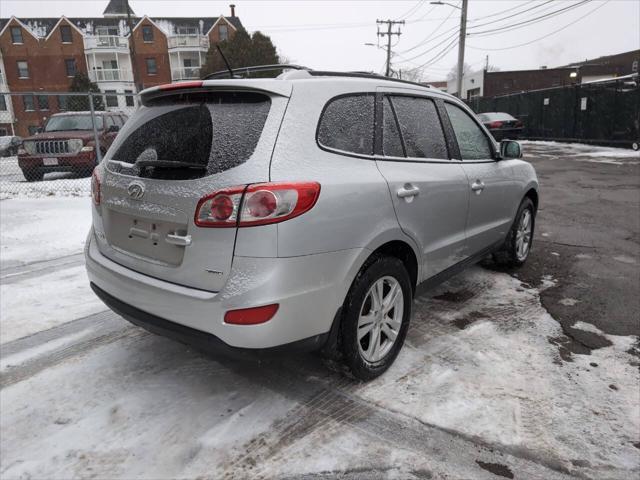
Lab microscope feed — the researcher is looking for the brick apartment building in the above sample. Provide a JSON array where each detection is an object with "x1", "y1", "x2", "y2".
[{"x1": 0, "y1": 0, "x2": 243, "y2": 136}]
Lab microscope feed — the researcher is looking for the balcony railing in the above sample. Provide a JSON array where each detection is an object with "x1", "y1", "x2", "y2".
[
  {"x1": 84, "y1": 35, "x2": 129, "y2": 50},
  {"x1": 167, "y1": 35, "x2": 209, "y2": 50},
  {"x1": 89, "y1": 68, "x2": 133, "y2": 82},
  {"x1": 171, "y1": 67, "x2": 201, "y2": 81}
]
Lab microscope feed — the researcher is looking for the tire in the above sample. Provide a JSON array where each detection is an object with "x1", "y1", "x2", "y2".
[
  {"x1": 339, "y1": 256, "x2": 412, "y2": 380},
  {"x1": 494, "y1": 197, "x2": 535, "y2": 267},
  {"x1": 22, "y1": 169, "x2": 43, "y2": 182}
]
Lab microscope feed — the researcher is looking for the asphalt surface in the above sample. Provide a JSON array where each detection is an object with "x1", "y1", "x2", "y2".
[{"x1": 507, "y1": 143, "x2": 639, "y2": 355}]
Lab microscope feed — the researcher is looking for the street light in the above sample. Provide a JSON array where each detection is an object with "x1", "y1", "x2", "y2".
[{"x1": 432, "y1": 0, "x2": 468, "y2": 99}]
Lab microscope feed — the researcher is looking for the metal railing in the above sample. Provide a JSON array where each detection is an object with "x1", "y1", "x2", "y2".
[
  {"x1": 171, "y1": 67, "x2": 201, "y2": 81},
  {"x1": 89, "y1": 69, "x2": 134, "y2": 82},
  {"x1": 167, "y1": 35, "x2": 209, "y2": 50},
  {"x1": 84, "y1": 35, "x2": 129, "y2": 50}
]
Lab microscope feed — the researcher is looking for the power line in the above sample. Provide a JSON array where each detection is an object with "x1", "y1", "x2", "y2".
[
  {"x1": 400, "y1": 28, "x2": 460, "y2": 62},
  {"x1": 466, "y1": 0, "x2": 555, "y2": 30},
  {"x1": 469, "y1": 0, "x2": 593, "y2": 37},
  {"x1": 397, "y1": 2, "x2": 459, "y2": 54},
  {"x1": 398, "y1": 1, "x2": 425, "y2": 20},
  {"x1": 467, "y1": 0, "x2": 611, "y2": 51}
]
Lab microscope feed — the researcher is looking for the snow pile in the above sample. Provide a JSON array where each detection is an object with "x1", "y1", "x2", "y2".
[
  {"x1": 521, "y1": 140, "x2": 640, "y2": 164},
  {"x1": 0, "y1": 177, "x2": 91, "y2": 199},
  {"x1": 358, "y1": 268, "x2": 640, "y2": 474}
]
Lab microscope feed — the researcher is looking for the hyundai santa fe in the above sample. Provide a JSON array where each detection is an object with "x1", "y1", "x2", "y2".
[{"x1": 86, "y1": 67, "x2": 538, "y2": 380}]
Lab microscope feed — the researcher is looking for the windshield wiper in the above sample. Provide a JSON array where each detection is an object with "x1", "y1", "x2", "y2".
[{"x1": 135, "y1": 159, "x2": 207, "y2": 170}]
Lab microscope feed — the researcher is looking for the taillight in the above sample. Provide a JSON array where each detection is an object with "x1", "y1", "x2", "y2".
[
  {"x1": 489, "y1": 121, "x2": 503, "y2": 129},
  {"x1": 516, "y1": 120, "x2": 523, "y2": 127},
  {"x1": 224, "y1": 304, "x2": 279, "y2": 325},
  {"x1": 158, "y1": 81, "x2": 203, "y2": 91},
  {"x1": 195, "y1": 182, "x2": 321, "y2": 228},
  {"x1": 91, "y1": 170, "x2": 101, "y2": 205}
]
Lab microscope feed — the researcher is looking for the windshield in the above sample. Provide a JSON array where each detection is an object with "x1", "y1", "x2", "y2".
[{"x1": 44, "y1": 115, "x2": 104, "y2": 132}]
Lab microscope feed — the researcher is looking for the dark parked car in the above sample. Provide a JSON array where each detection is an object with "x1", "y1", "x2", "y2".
[
  {"x1": 478, "y1": 112, "x2": 523, "y2": 141},
  {"x1": 0, "y1": 136, "x2": 22, "y2": 157},
  {"x1": 18, "y1": 111, "x2": 127, "y2": 182}
]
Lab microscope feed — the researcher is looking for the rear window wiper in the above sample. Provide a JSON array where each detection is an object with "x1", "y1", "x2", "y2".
[{"x1": 135, "y1": 159, "x2": 207, "y2": 170}]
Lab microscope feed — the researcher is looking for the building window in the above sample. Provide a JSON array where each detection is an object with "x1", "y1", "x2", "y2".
[
  {"x1": 65, "y1": 58, "x2": 77, "y2": 77},
  {"x1": 145, "y1": 58, "x2": 157, "y2": 75},
  {"x1": 0, "y1": 128, "x2": 7, "y2": 136},
  {"x1": 177, "y1": 25, "x2": 197, "y2": 35},
  {"x1": 105, "y1": 90, "x2": 119, "y2": 107},
  {"x1": 97, "y1": 26, "x2": 118, "y2": 36},
  {"x1": 124, "y1": 89, "x2": 135, "y2": 107},
  {"x1": 467, "y1": 88, "x2": 481, "y2": 100},
  {"x1": 23, "y1": 94, "x2": 35, "y2": 111},
  {"x1": 0, "y1": 95, "x2": 6, "y2": 111},
  {"x1": 17, "y1": 61, "x2": 29, "y2": 78},
  {"x1": 58, "y1": 96, "x2": 68, "y2": 111},
  {"x1": 142, "y1": 25, "x2": 154, "y2": 42},
  {"x1": 37, "y1": 95, "x2": 49, "y2": 110},
  {"x1": 10, "y1": 26, "x2": 23, "y2": 44},
  {"x1": 60, "y1": 25, "x2": 73, "y2": 43},
  {"x1": 219, "y1": 24, "x2": 228, "y2": 41}
]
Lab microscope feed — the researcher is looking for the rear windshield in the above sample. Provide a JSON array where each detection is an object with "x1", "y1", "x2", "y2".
[
  {"x1": 45, "y1": 115, "x2": 104, "y2": 132},
  {"x1": 111, "y1": 92, "x2": 271, "y2": 180}
]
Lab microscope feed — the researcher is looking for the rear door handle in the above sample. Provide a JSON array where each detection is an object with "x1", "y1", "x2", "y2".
[
  {"x1": 166, "y1": 233, "x2": 192, "y2": 246},
  {"x1": 471, "y1": 180, "x2": 485, "y2": 193},
  {"x1": 397, "y1": 184, "x2": 420, "y2": 199}
]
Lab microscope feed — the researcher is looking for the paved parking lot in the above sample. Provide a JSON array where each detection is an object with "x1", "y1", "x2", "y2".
[{"x1": 1, "y1": 142, "x2": 638, "y2": 479}]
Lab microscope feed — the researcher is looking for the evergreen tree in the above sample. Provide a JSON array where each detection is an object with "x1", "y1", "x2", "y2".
[{"x1": 68, "y1": 73, "x2": 105, "y2": 111}]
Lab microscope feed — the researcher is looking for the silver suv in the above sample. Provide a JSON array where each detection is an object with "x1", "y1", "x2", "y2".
[{"x1": 86, "y1": 68, "x2": 538, "y2": 380}]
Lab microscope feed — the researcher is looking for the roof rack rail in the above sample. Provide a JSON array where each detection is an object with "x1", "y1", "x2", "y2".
[
  {"x1": 204, "y1": 64, "x2": 310, "y2": 79},
  {"x1": 309, "y1": 70, "x2": 431, "y2": 89},
  {"x1": 203, "y1": 64, "x2": 432, "y2": 89}
]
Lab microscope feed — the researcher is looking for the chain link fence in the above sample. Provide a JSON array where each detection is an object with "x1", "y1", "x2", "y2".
[{"x1": 0, "y1": 91, "x2": 139, "y2": 198}]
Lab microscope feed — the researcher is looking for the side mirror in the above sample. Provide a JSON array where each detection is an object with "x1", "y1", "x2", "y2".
[
  {"x1": 36, "y1": 127, "x2": 44, "y2": 134},
  {"x1": 107, "y1": 124, "x2": 120, "y2": 133},
  {"x1": 500, "y1": 140, "x2": 522, "y2": 159}
]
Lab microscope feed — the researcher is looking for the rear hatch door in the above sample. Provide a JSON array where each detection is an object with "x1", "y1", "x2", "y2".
[{"x1": 96, "y1": 86, "x2": 289, "y2": 292}]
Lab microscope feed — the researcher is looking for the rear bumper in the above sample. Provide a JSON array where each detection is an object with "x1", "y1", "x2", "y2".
[
  {"x1": 18, "y1": 151, "x2": 96, "y2": 170},
  {"x1": 85, "y1": 229, "x2": 368, "y2": 349},
  {"x1": 90, "y1": 282, "x2": 329, "y2": 357}
]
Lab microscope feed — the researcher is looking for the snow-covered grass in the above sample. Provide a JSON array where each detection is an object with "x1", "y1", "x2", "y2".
[{"x1": 0, "y1": 197, "x2": 91, "y2": 269}]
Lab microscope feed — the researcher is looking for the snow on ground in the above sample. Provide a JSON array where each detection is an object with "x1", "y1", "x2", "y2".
[
  {"x1": 1, "y1": 266, "x2": 638, "y2": 479},
  {"x1": 0, "y1": 265, "x2": 105, "y2": 344},
  {"x1": 521, "y1": 140, "x2": 640, "y2": 165},
  {"x1": 357, "y1": 269, "x2": 640, "y2": 474},
  {"x1": 0, "y1": 197, "x2": 92, "y2": 269}
]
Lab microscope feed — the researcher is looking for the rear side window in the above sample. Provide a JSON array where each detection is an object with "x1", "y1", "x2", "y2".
[
  {"x1": 382, "y1": 97, "x2": 404, "y2": 157},
  {"x1": 390, "y1": 96, "x2": 448, "y2": 159},
  {"x1": 111, "y1": 92, "x2": 270, "y2": 179},
  {"x1": 317, "y1": 94, "x2": 374, "y2": 155},
  {"x1": 445, "y1": 103, "x2": 493, "y2": 160}
]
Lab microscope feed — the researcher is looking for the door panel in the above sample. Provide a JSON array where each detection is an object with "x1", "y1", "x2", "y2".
[
  {"x1": 376, "y1": 161, "x2": 469, "y2": 279},
  {"x1": 376, "y1": 93, "x2": 469, "y2": 280}
]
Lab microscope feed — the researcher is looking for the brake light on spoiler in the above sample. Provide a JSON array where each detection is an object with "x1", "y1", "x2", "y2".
[
  {"x1": 158, "y1": 81, "x2": 203, "y2": 91},
  {"x1": 195, "y1": 182, "x2": 321, "y2": 228}
]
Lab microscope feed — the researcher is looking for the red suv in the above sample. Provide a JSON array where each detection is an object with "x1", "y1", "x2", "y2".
[{"x1": 18, "y1": 111, "x2": 127, "y2": 182}]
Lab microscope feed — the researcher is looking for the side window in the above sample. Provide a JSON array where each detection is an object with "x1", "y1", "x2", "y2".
[
  {"x1": 317, "y1": 94, "x2": 374, "y2": 155},
  {"x1": 382, "y1": 97, "x2": 404, "y2": 157},
  {"x1": 445, "y1": 103, "x2": 493, "y2": 160},
  {"x1": 390, "y1": 96, "x2": 448, "y2": 159}
]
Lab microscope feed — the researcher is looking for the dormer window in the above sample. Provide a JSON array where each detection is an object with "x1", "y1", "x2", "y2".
[
  {"x1": 10, "y1": 26, "x2": 23, "y2": 44},
  {"x1": 60, "y1": 25, "x2": 72, "y2": 43},
  {"x1": 219, "y1": 24, "x2": 228, "y2": 41},
  {"x1": 142, "y1": 25, "x2": 154, "y2": 42}
]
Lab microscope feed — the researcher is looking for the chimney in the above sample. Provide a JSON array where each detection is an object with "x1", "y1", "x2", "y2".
[{"x1": 230, "y1": 4, "x2": 236, "y2": 17}]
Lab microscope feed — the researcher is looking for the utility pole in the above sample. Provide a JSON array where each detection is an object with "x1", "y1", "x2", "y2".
[
  {"x1": 376, "y1": 19, "x2": 404, "y2": 77},
  {"x1": 125, "y1": 0, "x2": 142, "y2": 93},
  {"x1": 455, "y1": 0, "x2": 468, "y2": 98}
]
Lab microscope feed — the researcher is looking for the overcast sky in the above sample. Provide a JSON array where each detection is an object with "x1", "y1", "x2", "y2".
[{"x1": 1, "y1": 0, "x2": 638, "y2": 80}]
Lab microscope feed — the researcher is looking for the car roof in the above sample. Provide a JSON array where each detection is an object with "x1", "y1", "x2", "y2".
[{"x1": 140, "y1": 69, "x2": 461, "y2": 106}]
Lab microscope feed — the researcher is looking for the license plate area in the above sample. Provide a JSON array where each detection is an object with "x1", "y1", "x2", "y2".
[
  {"x1": 104, "y1": 209, "x2": 188, "y2": 266},
  {"x1": 43, "y1": 157, "x2": 58, "y2": 166}
]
